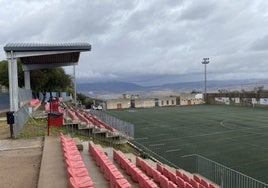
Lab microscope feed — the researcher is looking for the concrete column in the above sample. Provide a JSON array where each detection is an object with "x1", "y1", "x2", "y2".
[
  {"x1": 7, "y1": 51, "x2": 19, "y2": 112},
  {"x1": 24, "y1": 70, "x2": 31, "y2": 89}
]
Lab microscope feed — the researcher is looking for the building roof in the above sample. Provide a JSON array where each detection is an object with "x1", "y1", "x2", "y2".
[{"x1": 4, "y1": 43, "x2": 91, "y2": 52}]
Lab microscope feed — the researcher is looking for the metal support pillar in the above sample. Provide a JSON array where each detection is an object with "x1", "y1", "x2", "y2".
[
  {"x1": 8, "y1": 51, "x2": 19, "y2": 112},
  {"x1": 24, "y1": 70, "x2": 31, "y2": 89},
  {"x1": 73, "y1": 65, "x2": 77, "y2": 106}
]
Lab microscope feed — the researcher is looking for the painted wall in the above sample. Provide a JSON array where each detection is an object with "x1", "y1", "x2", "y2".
[{"x1": 106, "y1": 99, "x2": 131, "y2": 109}]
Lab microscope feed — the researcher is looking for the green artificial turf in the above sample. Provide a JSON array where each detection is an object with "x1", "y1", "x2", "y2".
[{"x1": 105, "y1": 105, "x2": 268, "y2": 184}]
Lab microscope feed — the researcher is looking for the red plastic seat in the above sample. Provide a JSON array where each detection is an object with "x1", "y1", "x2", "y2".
[
  {"x1": 160, "y1": 176, "x2": 169, "y2": 188},
  {"x1": 183, "y1": 174, "x2": 191, "y2": 183},
  {"x1": 156, "y1": 163, "x2": 163, "y2": 174},
  {"x1": 193, "y1": 175, "x2": 201, "y2": 183},
  {"x1": 152, "y1": 169, "x2": 161, "y2": 183},
  {"x1": 209, "y1": 184, "x2": 216, "y2": 188},
  {"x1": 143, "y1": 179, "x2": 158, "y2": 188},
  {"x1": 176, "y1": 176, "x2": 186, "y2": 188},
  {"x1": 136, "y1": 156, "x2": 141, "y2": 167},
  {"x1": 163, "y1": 167, "x2": 169, "y2": 177},
  {"x1": 185, "y1": 182, "x2": 193, "y2": 188},
  {"x1": 69, "y1": 176, "x2": 94, "y2": 188},
  {"x1": 176, "y1": 169, "x2": 183, "y2": 178},
  {"x1": 201, "y1": 179, "x2": 209, "y2": 188},
  {"x1": 66, "y1": 159, "x2": 86, "y2": 169},
  {"x1": 64, "y1": 152, "x2": 83, "y2": 161},
  {"x1": 190, "y1": 178, "x2": 199, "y2": 188},
  {"x1": 90, "y1": 144, "x2": 130, "y2": 188},
  {"x1": 169, "y1": 170, "x2": 177, "y2": 184},
  {"x1": 169, "y1": 181, "x2": 177, "y2": 188},
  {"x1": 67, "y1": 167, "x2": 89, "y2": 178},
  {"x1": 115, "y1": 178, "x2": 131, "y2": 188}
]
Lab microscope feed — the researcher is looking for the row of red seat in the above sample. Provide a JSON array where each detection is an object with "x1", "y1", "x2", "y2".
[
  {"x1": 67, "y1": 109, "x2": 79, "y2": 121},
  {"x1": 78, "y1": 110, "x2": 104, "y2": 129},
  {"x1": 81, "y1": 110, "x2": 117, "y2": 132},
  {"x1": 88, "y1": 142, "x2": 131, "y2": 188},
  {"x1": 60, "y1": 133, "x2": 94, "y2": 188},
  {"x1": 157, "y1": 164, "x2": 215, "y2": 188},
  {"x1": 64, "y1": 105, "x2": 118, "y2": 133},
  {"x1": 113, "y1": 150, "x2": 158, "y2": 188},
  {"x1": 136, "y1": 156, "x2": 177, "y2": 188}
]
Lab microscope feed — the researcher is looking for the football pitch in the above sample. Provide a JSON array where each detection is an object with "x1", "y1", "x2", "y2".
[{"x1": 106, "y1": 105, "x2": 268, "y2": 183}]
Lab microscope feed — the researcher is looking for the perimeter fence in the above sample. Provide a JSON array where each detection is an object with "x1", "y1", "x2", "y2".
[
  {"x1": 91, "y1": 110, "x2": 134, "y2": 138},
  {"x1": 195, "y1": 154, "x2": 268, "y2": 188},
  {"x1": 130, "y1": 139, "x2": 268, "y2": 188}
]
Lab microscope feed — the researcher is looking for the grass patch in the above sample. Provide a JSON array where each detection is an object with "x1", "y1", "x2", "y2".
[
  {"x1": 0, "y1": 112, "x2": 7, "y2": 118},
  {"x1": 16, "y1": 118, "x2": 47, "y2": 139}
]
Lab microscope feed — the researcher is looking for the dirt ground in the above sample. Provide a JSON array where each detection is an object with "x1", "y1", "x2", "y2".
[{"x1": 0, "y1": 122, "x2": 43, "y2": 188}]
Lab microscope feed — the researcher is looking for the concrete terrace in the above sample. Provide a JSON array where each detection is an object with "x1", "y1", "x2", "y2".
[{"x1": 38, "y1": 136, "x2": 140, "y2": 188}]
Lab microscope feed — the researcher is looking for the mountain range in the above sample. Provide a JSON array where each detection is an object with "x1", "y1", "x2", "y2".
[{"x1": 77, "y1": 79, "x2": 268, "y2": 99}]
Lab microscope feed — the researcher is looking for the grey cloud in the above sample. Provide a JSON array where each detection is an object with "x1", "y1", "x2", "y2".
[
  {"x1": 1, "y1": 0, "x2": 268, "y2": 86},
  {"x1": 250, "y1": 35, "x2": 268, "y2": 51},
  {"x1": 179, "y1": 1, "x2": 217, "y2": 21}
]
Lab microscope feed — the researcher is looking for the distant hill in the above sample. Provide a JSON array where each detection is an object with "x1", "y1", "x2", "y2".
[
  {"x1": 77, "y1": 79, "x2": 268, "y2": 98},
  {"x1": 77, "y1": 81, "x2": 144, "y2": 93}
]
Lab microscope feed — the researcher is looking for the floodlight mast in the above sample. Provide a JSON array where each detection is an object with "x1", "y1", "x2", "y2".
[{"x1": 201, "y1": 58, "x2": 210, "y2": 103}]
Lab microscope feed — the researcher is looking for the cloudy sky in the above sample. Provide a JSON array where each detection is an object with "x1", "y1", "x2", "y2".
[{"x1": 1, "y1": 0, "x2": 268, "y2": 86}]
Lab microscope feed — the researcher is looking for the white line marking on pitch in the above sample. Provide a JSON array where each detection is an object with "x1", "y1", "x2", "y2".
[
  {"x1": 166, "y1": 149, "x2": 181, "y2": 153},
  {"x1": 135, "y1": 137, "x2": 148, "y2": 140},
  {"x1": 149, "y1": 143, "x2": 165, "y2": 147}
]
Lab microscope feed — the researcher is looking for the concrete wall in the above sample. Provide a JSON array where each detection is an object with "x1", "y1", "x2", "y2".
[
  {"x1": 106, "y1": 99, "x2": 131, "y2": 109},
  {"x1": 180, "y1": 94, "x2": 204, "y2": 105},
  {"x1": 134, "y1": 98, "x2": 155, "y2": 108},
  {"x1": 157, "y1": 97, "x2": 177, "y2": 107},
  {"x1": 106, "y1": 95, "x2": 203, "y2": 110}
]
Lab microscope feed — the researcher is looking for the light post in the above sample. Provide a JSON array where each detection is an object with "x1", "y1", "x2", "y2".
[{"x1": 201, "y1": 58, "x2": 209, "y2": 103}]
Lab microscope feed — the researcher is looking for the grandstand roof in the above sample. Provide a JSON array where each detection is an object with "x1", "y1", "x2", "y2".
[
  {"x1": 4, "y1": 43, "x2": 91, "y2": 52},
  {"x1": 4, "y1": 42, "x2": 91, "y2": 71}
]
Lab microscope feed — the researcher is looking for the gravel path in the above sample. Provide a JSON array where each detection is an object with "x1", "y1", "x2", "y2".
[{"x1": 0, "y1": 122, "x2": 43, "y2": 188}]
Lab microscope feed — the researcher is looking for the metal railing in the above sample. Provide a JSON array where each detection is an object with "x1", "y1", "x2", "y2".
[
  {"x1": 18, "y1": 88, "x2": 32, "y2": 103},
  {"x1": 12, "y1": 88, "x2": 32, "y2": 136},
  {"x1": 195, "y1": 154, "x2": 268, "y2": 188},
  {"x1": 91, "y1": 110, "x2": 134, "y2": 138},
  {"x1": 130, "y1": 138, "x2": 268, "y2": 188},
  {"x1": 14, "y1": 104, "x2": 30, "y2": 136}
]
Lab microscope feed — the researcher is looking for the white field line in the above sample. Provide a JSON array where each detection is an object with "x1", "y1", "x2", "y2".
[{"x1": 166, "y1": 148, "x2": 181, "y2": 153}]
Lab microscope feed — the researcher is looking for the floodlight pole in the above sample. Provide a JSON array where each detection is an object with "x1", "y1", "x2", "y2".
[
  {"x1": 201, "y1": 58, "x2": 209, "y2": 103},
  {"x1": 73, "y1": 65, "x2": 77, "y2": 106}
]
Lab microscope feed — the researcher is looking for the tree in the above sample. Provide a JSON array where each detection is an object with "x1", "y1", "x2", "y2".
[
  {"x1": 0, "y1": 60, "x2": 9, "y2": 87},
  {"x1": 77, "y1": 93, "x2": 94, "y2": 108},
  {"x1": 31, "y1": 68, "x2": 73, "y2": 102},
  {"x1": 0, "y1": 59, "x2": 73, "y2": 103},
  {"x1": 0, "y1": 60, "x2": 24, "y2": 87}
]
